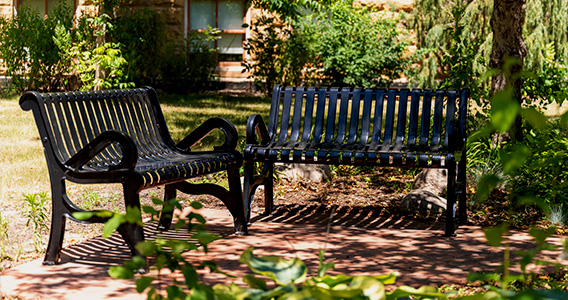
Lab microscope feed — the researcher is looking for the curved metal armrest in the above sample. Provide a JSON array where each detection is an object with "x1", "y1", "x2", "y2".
[
  {"x1": 448, "y1": 118, "x2": 465, "y2": 152},
  {"x1": 176, "y1": 117, "x2": 238, "y2": 151},
  {"x1": 246, "y1": 114, "x2": 270, "y2": 145},
  {"x1": 65, "y1": 130, "x2": 138, "y2": 171}
]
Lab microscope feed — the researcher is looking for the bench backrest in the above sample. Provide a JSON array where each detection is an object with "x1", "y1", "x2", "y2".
[
  {"x1": 267, "y1": 85, "x2": 469, "y2": 152},
  {"x1": 20, "y1": 87, "x2": 175, "y2": 168}
]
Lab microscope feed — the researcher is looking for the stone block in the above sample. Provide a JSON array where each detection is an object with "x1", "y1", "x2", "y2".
[
  {"x1": 275, "y1": 163, "x2": 332, "y2": 183},
  {"x1": 354, "y1": 0, "x2": 414, "y2": 12},
  {"x1": 400, "y1": 189, "x2": 446, "y2": 215}
]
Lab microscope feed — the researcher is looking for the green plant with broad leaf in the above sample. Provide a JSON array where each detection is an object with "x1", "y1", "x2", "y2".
[{"x1": 214, "y1": 247, "x2": 446, "y2": 300}]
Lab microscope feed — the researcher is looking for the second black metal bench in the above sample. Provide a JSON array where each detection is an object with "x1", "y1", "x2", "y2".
[
  {"x1": 20, "y1": 87, "x2": 246, "y2": 265},
  {"x1": 243, "y1": 85, "x2": 469, "y2": 236}
]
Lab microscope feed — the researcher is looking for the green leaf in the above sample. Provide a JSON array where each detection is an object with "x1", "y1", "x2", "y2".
[
  {"x1": 467, "y1": 272, "x2": 501, "y2": 283},
  {"x1": 125, "y1": 206, "x2": 143, "y2": 226},
  {"x1": 135, "y1": 276, "x2": 154, "y2": 293},
  {"x1": 239, "y1": 247, "x2": 308, "y2": 285},
  {"x1": 349, "y1": 276, "x2": 386, "y2": 300},
  {"x1": 243, "y1": 274, "x2": 269, "y2": 290},
  {"x1": 103, "y1": 214, "x2": 124, "y2": 238},
  {"x1": 191, "y1": 201, "x2": 204, "y2": 209},
  {"x1": 529, "y1": 226, "x2": 557, "y2": 248},
  {"x1": 108, "y1": 266, "x2": 134, "y2": 279},
  {"x1": 518, "y1": 195, "x2": 549, "y2": 213},
  {"x1": 373, "y1": 273, "x2": 397, "y2": 285},
  {"x1": 71, "y1": 211, "x2": 95, "y2": 221},
  {"x1": 491, "y1": 89, "x2": 520, "y2": 132},
  {"x1": 499, "y1": 144, "x2": 529, "y2": 175},
  {"x1": 386, "y1": 285, "x2": 446, "y2": 300},
  {"x1": 484, "y1": 224, "x2": 509, "y2": 247},
  {"x1": 317, "y1": 249, "x2": 334, "y2": 278},
  {"x1": 453, "y1": 290, "x2": 502, "y2": 300},
  {"x1": 192, "y1": 231, "x2": 221, "y2": 248},
  {"x1": 135, "y1": 241, "x2": 157, "y2": 256},
  {"x1": 476, "y1": 174, "x2": 502, "y2": 202},
  {"x1": 521, "y1": 107, "x2": 548, "y2": 130}
]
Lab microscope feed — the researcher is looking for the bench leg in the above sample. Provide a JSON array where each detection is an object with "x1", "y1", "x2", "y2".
[
  {"x1": 457, "y1": 156, "x2": 467, "y2": 225},
  {"x1": 264, "y1": 163, "x2": 274, "y2": 215},
  {"x1": 227, "y1": 165, "x2": 247, "y2": 235},
  {"x1": 243, "y1": 161, "x2": 274, "y2": 223},
  {"x1": 43, "y1": 179, "x2": 67, "y2": 265},
  {"x1": 120, "y1": 182, "x2": 146, "y2": 271},
  {"x1": 243, "y1": 161, "x2": 255, "y2": 223},
  {"x1": 157, "y1": 184, "x2": 177, "y2": 231},
  {"x1": 445, "y1": 163, "x2": 457, "y2": 237},
  {"x1": 164, "y1": 167, "x2": 248, "y2": 235}
]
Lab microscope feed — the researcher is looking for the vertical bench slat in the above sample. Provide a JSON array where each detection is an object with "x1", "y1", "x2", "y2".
[
  {"x1": 371, "y1": 89, "x2": 386, "y2": 145},
  {"x1": 312, "y1": 88, "x2": 328, "y2": 145},
  {"x1": 394, "y1": 89, "x2": 409, "y2": 148},
  {"x1": 431, "y1": 90, "x2": 446, "y2": 151},
  {"x1": 289, "y1": 88, "x2": 305, "y2": 144},
  {"x1": 67, "y1": 94, "x2": 91, "y2": 150},
  {"x1": 407, "y1": 90, "x2": 421, "y2": 148},
  {"x1": 354, "y1": 89, "x2": 374, "y2": 164},
  {"x1": 294, "y1": 87, "x2": 317, "y2": 161},
  {"x1": 443, "y1": 90, "x2": 458, "y2": 148},
  {"x1": 335, "y1": 88, "x2": 351, "y2": 144},
  {"x1": 347, "y1": 89, "x2": 362, "y2": 145},
  {"x1": 381, "y1": 89, "x2": 397, "y2": 148},
  {"x1": 306, "y1": 88, "x2": 328, "y2": 162},
  {"x1": 123, "y1": 92, "x2": 161, "y2": 160},
  {"x1": 276, "y1": 87, "x2": 294, "y2": 145},
  {"x1": 419, "y1": 90, "x2": 433, "y2": 148},
  {"x1": 323, "y1": 88, "x2": 339, "y2": 144}
]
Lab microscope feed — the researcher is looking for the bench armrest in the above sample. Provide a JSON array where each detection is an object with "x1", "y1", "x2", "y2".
[
  {"x1": 246, "y1": 114, "x2": 270, "y2": 145},
  {"x1": 175, "y1": 117, "x2": 238, "y2": 151},
  {"x1": 448, "y1": 118, "x2": 465, "y2": 152},
  {"x1": 66, "y1": 130, "x2": 138, "y2": 171}
]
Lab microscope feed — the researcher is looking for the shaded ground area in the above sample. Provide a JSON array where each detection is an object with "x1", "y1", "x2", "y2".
[{"x1": 1, "y1": 208, "x2": 564, "y2": 299}]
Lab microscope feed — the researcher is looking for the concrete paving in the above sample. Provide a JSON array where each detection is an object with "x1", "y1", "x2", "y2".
[{"x1": 1, "y1": 207, "x2": 565, "y2": 299}]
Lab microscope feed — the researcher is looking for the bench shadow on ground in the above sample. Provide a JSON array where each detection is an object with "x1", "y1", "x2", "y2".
[{"x1": 4, "y1": 205, "x2": 561, "y2": 298}]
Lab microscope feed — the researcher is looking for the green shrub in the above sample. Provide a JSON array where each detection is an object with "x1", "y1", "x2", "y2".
[
  {"x1": 509, "y1": 121, "x2": 568, "y2": 211},
  {"x1": 244, "y1": 0, "x2": 415, "y2": 94},
  {"x1": 298, "y1": 0, "x2": 413, "y2": 87},
  {"x1": 0, "y1": 2, "x2": 74, "y2": 92},
  {"x1": 111, "y1": 8, "x2": 167, "y2": 87}
]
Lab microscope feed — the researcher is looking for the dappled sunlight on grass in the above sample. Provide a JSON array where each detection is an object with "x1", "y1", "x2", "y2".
[
  {"x1": 159, "y1": 93, "x2": 271, "y2": 151},
  {"x1": 0, "y1": 97, "x2": 51, "y2": 204}
]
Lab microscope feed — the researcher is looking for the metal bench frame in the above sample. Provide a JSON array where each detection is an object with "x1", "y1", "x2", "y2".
[
  {"x1": 243, "y1": 85, "x2": 469, "y2": 236},
  {"x1": 20, "y1": 87, "x2": 246, "y2": 265}
]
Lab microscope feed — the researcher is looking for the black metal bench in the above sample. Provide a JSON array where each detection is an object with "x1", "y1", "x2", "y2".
[
  {"x1": 20, "y1": 87, "x2": 246, "y2": 265},
  {"x1": 243, "y1": 85, "x2": 469, "y2": 236}
]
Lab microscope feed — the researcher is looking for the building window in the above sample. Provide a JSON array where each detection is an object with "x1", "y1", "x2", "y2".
[
  {"x1": 189, "y1": 0, "x2": 246, "y2": 64},
  {"x1": 16, "y1": 0, "x2": 76, "y2": 18}
]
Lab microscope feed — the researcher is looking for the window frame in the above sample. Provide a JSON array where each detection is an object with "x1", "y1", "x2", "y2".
[
  {"x1": 15, "y1": 0, "x2": 77, "y2": 18},
  {"x1": 187, "y1": 0, "x2": 247, "y2": 66}
]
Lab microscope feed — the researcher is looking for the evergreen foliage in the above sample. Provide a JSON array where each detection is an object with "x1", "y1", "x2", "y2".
[{"x1": 412, "y1": 0, "x2": 568, "y2": 107}]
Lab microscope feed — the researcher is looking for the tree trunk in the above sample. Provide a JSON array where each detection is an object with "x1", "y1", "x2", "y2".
[{"x1": 490, "y1": 0, "x2": 527, "y2": 142}]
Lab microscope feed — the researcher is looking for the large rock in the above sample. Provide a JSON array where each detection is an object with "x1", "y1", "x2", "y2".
[
  {"x1": 400, "y1": 189, "x2": 447, "y2": 215},
  {"x1": 275, "y1": 163, "x2": 331, "y2": 182},
  {"x1": 413, "y1": 169, "x2": 447, "y2": 195}
]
